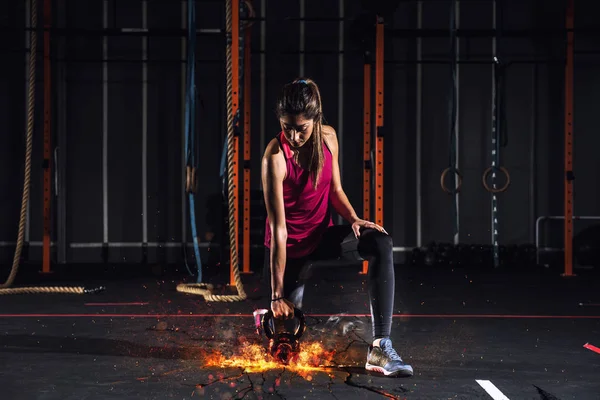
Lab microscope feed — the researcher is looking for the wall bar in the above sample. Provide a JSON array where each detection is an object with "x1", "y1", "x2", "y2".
[
  {"x1": 42, "y1": 0, "x2": 52, "y2": 273},
  {"x1": 416, "y1": 0, "x2": 423, "y2": 248},
  {"x1": 374, "y1": 17, "x2": 384, "y2": 228},
  {"x1": 181, "y1": 1, "x2": 187, "y2": 255},
  {"x1": 299, "y1": 0, "x2": 305, "y2": 76},
  {"x1": 563, "y1": 0, "x2": 574, "y2": 277},
  {"x1": 259, "y1": 0, "x2": 266, "y2": 160},
  {"x1": 102, "y1": 0, "x2": 109, "y2": 256},
  {"x1": 242, "y1": 9, "x2": 252, "y2": 274},
  {"x1": 142, "y1": 0, "x2": 148, "y2": 258},
  {"x1": 453, "y1": 0, "x2": 461, "y2": 245}
]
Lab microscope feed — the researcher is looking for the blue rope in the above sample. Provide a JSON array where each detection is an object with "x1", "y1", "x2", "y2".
[{"x1": 184, "y1": 0, "x2": 203, "y2": 282}]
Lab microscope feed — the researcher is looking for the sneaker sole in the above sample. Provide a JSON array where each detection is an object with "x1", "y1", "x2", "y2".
[{"x1": 365, "y1": 362, "x2": 414, "y2": 377}]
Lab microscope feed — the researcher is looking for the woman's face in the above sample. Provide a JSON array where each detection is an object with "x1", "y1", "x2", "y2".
[{"x1": 280, "y1": 114, "x2": 314, "y2": 148}]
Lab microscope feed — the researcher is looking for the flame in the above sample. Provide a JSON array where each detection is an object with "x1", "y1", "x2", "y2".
[{"x1": 203, "y1": 341, "x2": 335, "y2": 378}]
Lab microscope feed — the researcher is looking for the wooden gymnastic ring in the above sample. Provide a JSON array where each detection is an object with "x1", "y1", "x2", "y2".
[
  {"x1": 191, "y1": 167, "x2": 197, "y2": 193},
  {"x1": 440, "y1": 167, "x2": 463, "y2": 194},
  {"x1": 482, "y1": 166, "x2": 510, "y2": 193},
  {"x1": 186, "y1": 166, "x2": 192, "y2": 193}
]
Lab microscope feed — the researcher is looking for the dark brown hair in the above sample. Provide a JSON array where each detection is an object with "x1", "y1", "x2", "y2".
[{"x1": 275, "y1": 78, "x2": 324, "y2": 189}]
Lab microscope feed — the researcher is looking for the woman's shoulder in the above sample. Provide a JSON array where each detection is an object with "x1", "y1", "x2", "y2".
[
  {"x1": 322, "y1": 125, "x2": 338, "y2": 152},
  {"x1": 322, "y1": 124, "x2": 337, "y2": 137}
]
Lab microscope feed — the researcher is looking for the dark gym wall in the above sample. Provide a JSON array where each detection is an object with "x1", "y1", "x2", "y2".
[{"x1": 1, "y1": 0, "x2": 599, "y2": 267}]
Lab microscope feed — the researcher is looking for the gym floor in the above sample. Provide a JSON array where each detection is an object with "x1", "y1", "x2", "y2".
[{"x1": 1, "y1": 263, "x2": 599, "y2": 399}]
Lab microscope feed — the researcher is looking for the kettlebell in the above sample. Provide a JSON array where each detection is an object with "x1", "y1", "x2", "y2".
[{"x1": 261, "y1": 308, "x2": 306, "y2": 364}]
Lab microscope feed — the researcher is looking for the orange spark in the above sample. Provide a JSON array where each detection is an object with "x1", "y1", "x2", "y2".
[{"x1": 202, "y1": 341, "x2": 335, "y2": 379}]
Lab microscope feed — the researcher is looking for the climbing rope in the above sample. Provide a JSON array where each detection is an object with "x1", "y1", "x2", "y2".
[
  {"x1": 484, "y1": 3, "x2": 510, "y2": 267},
  {"x1": 439, "y1": 0, "x2": 461, "y2": 240},
  {"x1": 0, "y1": 0, "x2": 103, "y2": 296},
  {"x1": 177, "y1": 0, "x2": 247, "y2": 301},
  {"x1": 181, "y1": 0, "x2": 202, "y2": 280}
]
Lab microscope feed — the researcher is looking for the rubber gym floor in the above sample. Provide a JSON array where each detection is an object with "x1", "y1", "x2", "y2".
[{"x1": 1, "y1": 262, "x2": 599, "y2": 400}]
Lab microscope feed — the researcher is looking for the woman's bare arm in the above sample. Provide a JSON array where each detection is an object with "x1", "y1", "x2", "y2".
[{"x1": 261, "y1": 139, "x2": 288, "y2": 299}]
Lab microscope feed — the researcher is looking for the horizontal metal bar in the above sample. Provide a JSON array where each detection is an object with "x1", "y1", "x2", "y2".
[
  {"x1": 387, "y1": 28, "x2": 600, "y2": 38},
  {"x1": 0, "y1": 241, "x2": 52, "y2": 247},
  {"x1": 0, "y1": 27, "x2": 224, "y2": 37},
  {"x1": 242, "y1": 17, "x2": 348, "y2": 22},
  {"x1": 386, "y1": 59, "x2": 567, "y2": 65},
  {"x1": 58, "y1": 58, "x2": 222, "y2": 64},
  {"x1": 6, "y1": 27, "x2": 600, "y2": 39},
  {"x1": 393, "y1": 247, "x2": 414, "y2": 252},
  {"x1": 70, "y1": 242, "x2": 213, "y2": 248}
]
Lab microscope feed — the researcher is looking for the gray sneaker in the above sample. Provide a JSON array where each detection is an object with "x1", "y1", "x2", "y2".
[{"x1": 365, "y1": 338, "x2": 413, "y2": 377}]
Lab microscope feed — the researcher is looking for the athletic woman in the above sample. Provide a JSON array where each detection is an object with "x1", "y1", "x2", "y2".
[{"x1": 261, "y1": 78, "x2": 413, "y2": 377}]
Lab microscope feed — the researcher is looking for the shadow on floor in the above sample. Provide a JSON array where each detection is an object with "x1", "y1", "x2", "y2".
[{"x1": 0, "y1": 333, "x2": 210, "y2": 360}]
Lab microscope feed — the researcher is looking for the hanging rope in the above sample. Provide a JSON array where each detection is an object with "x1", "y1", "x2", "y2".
[
  {"x1": 440, "y1": 0, "x2": 461, "y2": 240},
  {"x1": 177, "y1": 0, "x2": 247, "y2": 301},
  {"x1": 181, "y1": 0, "x2": 202, "y2": 280},
  {"x1": 483, "y1": 2, "x2": 510, "y2": 267},
  {"x1": 0, "y1": 0, "x2": 103, "y2": 296}
]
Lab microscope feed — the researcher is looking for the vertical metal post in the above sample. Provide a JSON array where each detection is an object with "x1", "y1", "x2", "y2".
[
  {"x1": 42, "y1": 0, "x2": 52, "y2": 273},
  {"x1": 299, "y1": 0, "x2": 305, "y2": 77},
  {"x1": 259, "y1": 0, "x2": 266, "y2": 157},
  {"x1": 361, "y1": 57, "x2": 371, "y2": 275},
  {"x1": 102, "y1": 0, "x2": 109, "y2": 257},
  {"x1": 24, "y1": 0, "x2": 31, "y2": 249},
  {"x1": 337, "y1": 0, "x2": 344, "y2": 225},
  {"x1": 242, "y1": 8, "x2": 252, "y2": 274},
  {"x1": 229, "y1": 0, "x2": 240, "y2": 286},
  {"x1": 374, "y1": 17, "x2": 384, "y2": 228},
  {"x1": 416, "y1": 0, "x2": 423, "y2": 248},
  {"x1": 56, "y1": 0, "x2": 67, "y2": 264},
  {"x1": 142, "y1": 0, "x2": 148, "y2": 256},
  {"x1": 530, "y1": 64, "x2": 537, "y2": 243},
  {"x1": 181, "y1": 1, "x2": 187, "y2": 255},
  {"x1": 563, "y1": 0, "x2": 574, "y2": 277},
  {"x1": 453, "y1": 1, "x2": 460, "y2": 245}
]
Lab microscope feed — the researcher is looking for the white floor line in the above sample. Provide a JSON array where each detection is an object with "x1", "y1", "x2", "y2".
[{"x1": 476, "y1": 380, "x2": 510, "y2": 400}]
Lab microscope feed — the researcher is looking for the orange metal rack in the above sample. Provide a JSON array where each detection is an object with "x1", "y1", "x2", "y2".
[
  {"x1": 229, "y1": 0, "x2": 240, "y2": 286},
  {"x1": 362, "y1": 60, "x2": 371, "y2": 275},
  {"x1": 375, "y1": 17, "x2": 384, "y2": 229},
  {"x1": 563, "y1": 0, "x2": 574, "y2": 277},
  {"x1": 242, "y1": 10, "x2": 252, "y2": 275},
  {"x1": 362, "y1": 16, "x2": 385, "y2": 275},
  {"x1": 42, "y1": 0, "x2": 52, "y2": 274}
]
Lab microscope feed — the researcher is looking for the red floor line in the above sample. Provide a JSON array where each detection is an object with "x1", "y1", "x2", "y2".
[
  {"x1": 84, "y1": 302, "x2": 149, "y2": 306},
  {"x1": 584, "y1": 343, "x2": 600, "y2": 355},
  {"x1": 0, "y1": 313, "x2": 599, "y2": 319}
]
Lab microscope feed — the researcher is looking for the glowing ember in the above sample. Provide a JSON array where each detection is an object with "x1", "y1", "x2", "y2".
[{"x1": 203, "y1": 341, "x2": 335, "y2": 377}]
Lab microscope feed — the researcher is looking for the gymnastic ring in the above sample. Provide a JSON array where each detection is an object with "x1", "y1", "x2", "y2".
[
  {"x1": 482, "y1": 166, "x2": 510, "y2": 193},
  {"x1": 191, "y1": 167, "x2": 197, "y2": 193},
  {"x1": 440, "y1": 167, "x2": 463, "y2": 194},
  {"x1": 185, "y1": 166, "x2": 193, "y2": 194}
]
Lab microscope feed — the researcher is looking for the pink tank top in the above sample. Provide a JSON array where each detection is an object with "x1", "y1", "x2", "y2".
[{"x1": 264, "y1": 131, "x2": 334, "y2": 258}]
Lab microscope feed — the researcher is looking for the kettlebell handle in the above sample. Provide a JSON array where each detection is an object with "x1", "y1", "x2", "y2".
[{"x1": 262, "y1": 308, "x2": 306, "y2": 340}]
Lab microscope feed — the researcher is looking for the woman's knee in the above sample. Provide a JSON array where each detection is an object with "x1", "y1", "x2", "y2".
[{"x1": 358, "y1": 228, "x2": 393, "y2": 256}]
